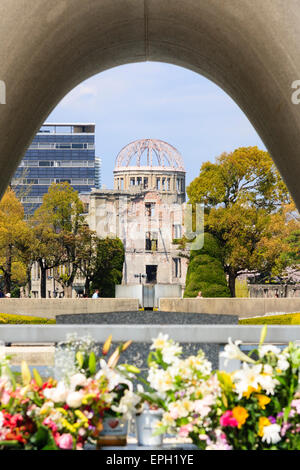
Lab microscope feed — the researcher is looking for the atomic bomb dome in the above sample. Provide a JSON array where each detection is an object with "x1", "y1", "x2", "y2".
[{"x1": 113, "y1": 139, "x2": 186, "y2": 194}]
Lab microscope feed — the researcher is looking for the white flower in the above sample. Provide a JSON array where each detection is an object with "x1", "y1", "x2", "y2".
[
  {"x1": 111, "y1": 390, "x2": 141, "y2": 419},
  {"x1": 258, "y1": 373, "x2": 278, "y2": 396},
  {"x1": 233, "y1": 363, "x2": 279, "y2": 398},
  {"x1": 259, "y1": 345, "x2": 281, "y2": 358},
  {"x1": 147, "y1": 368, "x2": 174, "y2": 395},
  {"x1": 43, "y1": 382, "x2": 68, "y2": 403},
  {"x1": 96, "y1": 359, "x2": 132, "y2": 391},
  {"x1": 262, "y1": 424, "x2": 281, "y2": 444},
  {"x1": 220, "y1": 338, "x2": 255, "y2": 365},
  {"x1": 161, "y1": 343, "x2": 182, "y2": 365},
  {"x1": 277, "y1": 357, "x2": 290, "y2": 371},
  {"x1": 66, "y1": 391, "x2": 83, "y2": 408},
  {"x1": 70, "y1": 373, "x2": 88, "y2": 390},
  {"x1": 151, "y1": 333, "x2": 170, "y2": 351}
]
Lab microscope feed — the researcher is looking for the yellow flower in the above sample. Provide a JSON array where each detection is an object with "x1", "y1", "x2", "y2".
[
  {"x1": 232, "y1": 406, "x2": 249, "y2": 429},
  {"x1": 256, "y1": 394, "x2": 271, "y2": 410},
  {"x1": 74, "y1": 410, "x2": 88, "y2": 422},
  {"x1": 243, "y1": 385, "x2": 261, "y2": 399},
  {"x1": 258, "y1": 416, "x2": 271, "y2": 437}
]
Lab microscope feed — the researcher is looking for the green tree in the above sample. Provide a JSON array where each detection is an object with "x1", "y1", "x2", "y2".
[
  {"x1": 187, "y1": 147, "x2": 296, "y2": 296},
  {"x1": 90, "y1": 237, "x2": 125, "y2": 297},
  {"x1": 184, "y1": 233, "x2": 230, "y2": 298}
]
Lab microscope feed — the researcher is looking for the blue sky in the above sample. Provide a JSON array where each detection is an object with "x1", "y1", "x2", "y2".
[{"x1": 47, "y1": 62, "x2": 265, "y2": 189}]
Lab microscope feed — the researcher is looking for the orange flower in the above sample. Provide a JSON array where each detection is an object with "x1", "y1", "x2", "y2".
[
  {"x1": 256, "y1": 394, "x2": 271, "y2": 410},
  {"x1": 258, "y1": 416, "x2": 271, "y2": 437},
  {"x1": 232, "y1": 406, "x2": 249, "y2": 429}
]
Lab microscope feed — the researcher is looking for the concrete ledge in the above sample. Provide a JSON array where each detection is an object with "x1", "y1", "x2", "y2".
[
  {"x1": 159, "y1": 298, "x2": 300, "y2": 318},
  {"x1": 0, "y1": 298, "x2": 139, "y2": 319},
  {"x1": 4, "y1": 346, "x2": 54, "y2": 366},
  {"x1": 0, "y1": 325, "x2": 299, "y2": 344}
]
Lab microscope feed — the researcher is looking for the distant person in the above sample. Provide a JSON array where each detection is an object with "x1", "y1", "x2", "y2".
[
  {"x1": 92, "y1": 289, "x2": 99, "y2": 299},
  {"x1": 196, "y1": 291, "x2": 203, "y2": 298}
]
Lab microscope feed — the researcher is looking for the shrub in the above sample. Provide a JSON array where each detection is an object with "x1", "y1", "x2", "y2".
[{"x1": 184, "y1": 233, "x2": 231, "y2": 298}]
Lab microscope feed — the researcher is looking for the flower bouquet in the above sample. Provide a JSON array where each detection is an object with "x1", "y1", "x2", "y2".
[
  {"x1": 135, "y1": 333, "x2": 213, "y2": 445},
  {"x1": 149, "y1": 328, "x2": 300, "y2": 450},
  {"x1": 0, "y1": 335, "x2": 141, "y2": 450}
]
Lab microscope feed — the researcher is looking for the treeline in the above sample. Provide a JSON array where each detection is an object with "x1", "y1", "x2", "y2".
[{"x1": 0, "y1": 182, "x2": 124, "y2": 297}]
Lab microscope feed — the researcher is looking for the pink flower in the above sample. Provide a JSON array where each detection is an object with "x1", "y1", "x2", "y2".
[
  {"x1": 57, "y1": 433, "x2": 73, "y2": 450},
  {"x1": 220, "y1": 411, "x2": 238, "y2": 428},
  {"x1": 1, "y1": 391, "x2": 11, "y2": 405},
  {"x1": 178, "y1": 423, "x2": 193, "y2": 438},
  {"x1": 43, "y1": 417, "x2": 58, "y2": 433},
  {"x1": 291, "y1": 399, "x2": 300, "y2": 414},
  {"x1": 170, "y1": 408, "x2": 179, "y2": 419},
  {"x1": 194, "y1": 395, "x2": 214, "y2": 418}
]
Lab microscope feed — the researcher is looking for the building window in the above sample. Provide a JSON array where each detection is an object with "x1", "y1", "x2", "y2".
[
  {"x1": 173, "y1": 258, "x2": 181, "y2": 278},
  {"x1": 144, "y1": 177, "x2": 148, "y2": 189},
  {"x1": 167, "y1": 178, "x2": 170, "y2": 190},
  {"x1": 173, "y1": 224, "x2": 182, "y2": 239},
  {"x1": 145, "y1": 231, "x2": 158, "y2": 251},
  {"x1": 146, "y1": 265, "x2": 157, "y2": 283},
  {"x1": 156, "y1": 178, "x2": 161, "y2": 190},
  {"x1": 145, "y1": 202, "x2": 155, "y2": 217},
  {"x1": 137, "y1": 177, "x2": 142, "y2": 186},
  {"x1": 130, "y1": 177, "x2": 135, "y2": 186}
]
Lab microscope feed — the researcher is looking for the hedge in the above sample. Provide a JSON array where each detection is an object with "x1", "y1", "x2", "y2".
[
  {"x1": 239, "y1": 313, "x2": 300, "y2": 325},
  {"x1": 184, "y1": 233, "x2": 231, "y2": 298},
  {"x1": 0, "y1": 313, "x2": 55, "y2": 324}
]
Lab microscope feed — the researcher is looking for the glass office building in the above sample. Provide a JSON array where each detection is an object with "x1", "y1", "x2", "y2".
[{"x1": 12, "y1": 123, "x2": 98, "y2": 214}]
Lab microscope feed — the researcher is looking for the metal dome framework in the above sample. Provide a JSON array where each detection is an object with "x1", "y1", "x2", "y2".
[{"x1": 114, "y1": 139, "x2": 185, "y2": 171}]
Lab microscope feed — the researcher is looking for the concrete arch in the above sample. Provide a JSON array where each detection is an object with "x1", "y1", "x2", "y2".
[{"x1": 0, "y1": 0, "x2": 300, "y2": 207}]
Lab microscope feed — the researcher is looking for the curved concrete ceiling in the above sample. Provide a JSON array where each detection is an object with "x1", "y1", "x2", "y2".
[{"x1": 0, "y1": 0, "x2": 299, "y2": 208}]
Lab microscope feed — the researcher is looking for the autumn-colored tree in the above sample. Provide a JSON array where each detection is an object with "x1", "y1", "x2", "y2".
[
  {"x1": 32, "y1": 182, "x2": 84, "y2": 297},
  {"x1": 0, "y1": 187, "x2": 32, "y2": 294},
  {"x1": 187, "y1": 147, "x2": 297, "y2": 296}
]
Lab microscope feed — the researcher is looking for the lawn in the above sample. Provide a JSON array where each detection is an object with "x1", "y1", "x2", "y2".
[
  {"x1": 239, "y1": 312, "x2": 300, "y2": 325},
  {"x1": 0, "y1": 313, "x2": 55, "y2": 324}
]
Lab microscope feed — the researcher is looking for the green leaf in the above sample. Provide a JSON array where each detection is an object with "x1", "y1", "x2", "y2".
[
  {"x1": 119, "y1": 364, "x2": 140, "y2": 374},
  {"x1": 88, "y1": 351, "x2": 96, "y2": 375},
  {"x1": 33, "y1": 368, "x2": 43, "y2": 387},
  {"x1": 21, "y1": 360, "x2": 31, "y2": 385},
  {"x1": 259, "y1": 326, "x2": 268, "y2": 347},
  {"x1": 76, "y1": 351, "x2": 84, "y2": 369}
]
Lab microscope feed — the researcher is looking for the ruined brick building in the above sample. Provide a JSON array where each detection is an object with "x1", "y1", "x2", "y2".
[{"x1": 84, "y1": 139, "x2": 189, "y2": 289}]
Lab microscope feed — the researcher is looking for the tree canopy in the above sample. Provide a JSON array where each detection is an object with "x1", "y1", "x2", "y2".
[{"x1": 187, "y1": 147, "x2": 299, "y2": 296}]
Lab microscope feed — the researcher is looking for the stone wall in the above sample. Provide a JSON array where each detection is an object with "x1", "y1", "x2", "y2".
[
  {"x1": 0, "y1": 298, "x2": 139, "y2": 319},
  {"x1": 159, "y1": 298, "x2": 300, "y2": 318},
  {"x1": 249, "y1": 284, "x2": 300, "y2": 298}
]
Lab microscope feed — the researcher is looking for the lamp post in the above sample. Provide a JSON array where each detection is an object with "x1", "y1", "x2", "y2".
[{"x1": 134, "y1": 273, "x2": 146, "y2": 284}]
